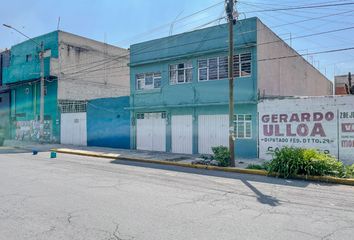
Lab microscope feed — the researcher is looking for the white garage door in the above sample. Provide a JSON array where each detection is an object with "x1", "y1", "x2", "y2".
[
  {"x1": 136, "y1": 112, "x2": 166, "y2": 151},
  {"x1": 171, "y1": 115, "x2": 193, "y2": 154},
  {"x1": 61, "y1": 112, "x2": 87, "y2": 146},
  {"x1": 198, "y1": 114, "x2": 228, "y2": 154}
]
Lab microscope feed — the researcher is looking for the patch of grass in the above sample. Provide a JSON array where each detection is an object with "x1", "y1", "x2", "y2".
[{"x1": 246, "y1": 162, "x2": 270, "y2": 171}]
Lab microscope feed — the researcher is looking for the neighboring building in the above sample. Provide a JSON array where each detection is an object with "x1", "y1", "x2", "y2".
[
  {"x1": 2, "y1": 31, "x2": 129, "y2": 143},
  {"x1": 0, "y1": 50, "x2": 11, "y2": 138},
  {"x1": 87, "y1": 96, "x2": 130, "y2": 149},
  {"x1": 335, "y1": 74, "x2": 350, "y2": 95},
  {"x1": 129, "y1": 17, "x2": 333, "y2": 158}
]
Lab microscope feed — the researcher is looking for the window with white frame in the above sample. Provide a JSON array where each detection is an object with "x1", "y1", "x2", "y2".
[
  {"x1": 234, "y1": 114, "x2": 252, "y2": 139},
  {"x1": 198, "y1": 56, "x2": 228, "y2": 81},
  {"x1": 198, "y1": 53, "x2": 251, "y2": 81},
  {"x1": 136, "y1": 72, "x2": 162, "y2": 90},
  {"x1": 233, "y1": 52, "x2": 251, "y2": 77},
  {"x1": 169, "y1": 62, "x2": 193, "y2": 84}
]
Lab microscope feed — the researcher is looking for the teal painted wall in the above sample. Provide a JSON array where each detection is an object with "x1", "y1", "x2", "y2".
[
  {"x1": 3, "y1": 31, "x2": 60, "y2": 142},
  {"x1": 87, "y1": 97, "x2": 130, "y2": 149},
  {"x1": 0, "y1": 91, "x2": 10, "y2": 138},
  {"x1": 3, "y1": 31, "x2": 58, "y2": 84},
  {"x1": 130, "y1": 18, "x2": 257, "y2": 65},
  {"x1": 129, "y1": 18, "x2": 259, "y2": 158},
  {"x1": 10, "y1": 80, "x2": 59, "y2": 141}
]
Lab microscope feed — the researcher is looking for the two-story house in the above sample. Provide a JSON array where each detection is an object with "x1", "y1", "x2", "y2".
[
  {"x1": 2, "y1": 31, "x2": 129, "y2": 144},
  {"x1": 129, "y1": 17, "x2": 332, "y2": 158}
]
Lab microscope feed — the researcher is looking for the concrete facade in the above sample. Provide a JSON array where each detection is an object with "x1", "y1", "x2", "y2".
[
  {"x1": 53, "y1": 31, "x2": 129, "y2": 101},
  {"x1": 334, "y1": 74, "x2": 350, "y2": 95},
  {"x1": 257, "y1": 21, "x2": 333, "y2": 97},
  {"x1": 129, "y1": 17, "x2": 332, "y2": 159}
]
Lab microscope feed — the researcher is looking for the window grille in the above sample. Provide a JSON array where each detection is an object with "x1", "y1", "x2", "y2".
[{"x1": 58, "y1": 100, "x2": 87, "y2": 113}]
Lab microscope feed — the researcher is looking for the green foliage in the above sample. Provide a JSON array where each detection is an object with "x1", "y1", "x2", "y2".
[
  {"x1": 268, "y1": 147, "x2": 345, "y2": 178},
  {"x1": 246, "y1": 164, "x2": 264, "y2": 170},
  {"x1": 211, "y1": 146, "x2": 230, "y2": 167},
  {"x1": 246, "y1": 162, "x2": 270, "y2": 171},
  {"x1": 344, "y1": 164, "x2": 354, "y2": 178}
]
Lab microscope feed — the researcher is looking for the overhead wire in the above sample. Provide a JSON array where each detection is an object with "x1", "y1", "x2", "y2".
[
  {"x1": 243, "y1": 2, "x2": 354, "y2": 13},
  {"x1": 56, "y1": 1, "x2": 226, "y2": 75},
  {"x1": 60, "y1": 2, "x2": 354, "y2": 83}
]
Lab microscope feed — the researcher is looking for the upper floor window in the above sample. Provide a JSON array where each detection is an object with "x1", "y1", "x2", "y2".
[
  {"x1": 26, "y1": 54, "x2": 32, "y2": 62},
  {"x1": 136, "y1": 72, "x2": 161, "y2": 90},
  {"x1": 234, "y1": 114, "x2": 252, "y2": 139},
  {"x1": 198, "y1": 56, "x2": 228, "y2": 81},
  {"x1": 169, "y1": 62, "x2": 193, "y2": 84},
  {"x1": 198, "y1": 52, "x2": 252, "y2": 81},
  {"x1": 234, "y1": 53, "x2": 252, "y2": 77}
]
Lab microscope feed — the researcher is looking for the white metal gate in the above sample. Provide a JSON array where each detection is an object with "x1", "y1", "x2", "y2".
[
  {"x1": 198, "y1": 114, "x2": 228, "y2": 154},
  {"x1": 171, "y1": 115, "x2": 193, "y2": 154},
  {"x1": 136, "y1": 112, "x2": 166, "y2": 151},
  {"x1": 60, "y1": 112, "x2": 87, "y2": 146}
]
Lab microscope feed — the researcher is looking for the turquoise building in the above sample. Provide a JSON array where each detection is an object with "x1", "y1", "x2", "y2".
[
  {"x1": 129, "y1": 17, "x2": 332, "y2": 158},
  {"x1": 130, "y1": 18, "x2": 258, "y2": 158},
  {"x1": 2, "y1": 32, "x2": 60, "y2": 141}
]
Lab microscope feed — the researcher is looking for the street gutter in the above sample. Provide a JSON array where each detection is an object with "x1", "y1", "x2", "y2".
[{"x1": 51, "y1": 148, "x2": 354, "y2": 186}]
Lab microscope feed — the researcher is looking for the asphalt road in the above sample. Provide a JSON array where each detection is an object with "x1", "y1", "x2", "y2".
[{"x1": 0, "y1": 149, "x2": 354, "y2": 240}]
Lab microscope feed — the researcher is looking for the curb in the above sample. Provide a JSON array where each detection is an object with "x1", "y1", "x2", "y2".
[
  {"x1": 51, "y1": 148, "x2": 354, "y2": 186},
  {"x1": 52, "y1": 148, "x2": 268, "y2": 176}
]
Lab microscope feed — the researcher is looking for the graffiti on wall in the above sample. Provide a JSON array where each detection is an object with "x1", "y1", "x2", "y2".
[{"x1": 15, "y1": 120, "x2": 52, "y2": 142}]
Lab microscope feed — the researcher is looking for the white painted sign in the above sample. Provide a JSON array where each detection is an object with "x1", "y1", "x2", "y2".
[
  {"x1": 258, "y1": 96, "x2": 354, "y2": 164},
  {"x1": 337, "y1": 97, "x2": 354, "y2": 165}
]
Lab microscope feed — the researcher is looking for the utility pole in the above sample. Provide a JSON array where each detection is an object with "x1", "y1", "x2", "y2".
[
  {"x1": 3, "y1": 24, "x2": 45, "y2": 141},
  {"x1": 348, "y1": 72, "x2": 352, "y2": 91},
  {"x1": 226, "y1": 0, "x2": 236, "y2": 167}
]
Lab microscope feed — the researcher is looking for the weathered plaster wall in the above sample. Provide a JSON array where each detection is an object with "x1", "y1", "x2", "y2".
[
  {"x1": 54, "y1": 31, "x2": 130, "y2": 100},
  {"x1": 257, "y1": 20, "x2": 333, "y2": 97}
]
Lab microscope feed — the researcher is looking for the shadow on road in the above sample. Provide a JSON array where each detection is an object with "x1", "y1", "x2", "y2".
[
  {"x1": 241, "y1": 179, "x2": 281, "y2": 206},
  {"x1": 109, "y1": 159, "x2": 328, "y2": 189}
]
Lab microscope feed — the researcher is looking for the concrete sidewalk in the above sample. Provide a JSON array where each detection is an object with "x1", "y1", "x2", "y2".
[
  {"x1": 3, "y1": 140, "x2": 354, "y2": 186},
  {"x1": 3, "y1": 140, "x2": 263, "y2": 169}
]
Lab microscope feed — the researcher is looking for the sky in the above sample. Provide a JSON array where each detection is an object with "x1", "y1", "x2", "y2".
[{"x1": 1, "y1": 0, "x2": 354, "y2": 81}]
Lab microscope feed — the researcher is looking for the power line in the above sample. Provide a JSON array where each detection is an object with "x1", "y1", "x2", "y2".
[
  {"x1": 113, "y1": 1, "x2": 225, "y2": 46},
  {"x1": 59, "y1": 7, "x2": 354, "y2": 80},
  {"x1": 59, "y1": 6, "x2": 354, "y2": 78},
  {"x1": 258, "y1": 47, "x2": 354, "y2": 62},
  {"x1": 243, "y1": 2, "x2": 354, "y2": 13},
  {"x1": 61, "y1": 16, "x2": 227, "y2": 79},
  {"x1": 62, "y1": 21, "x2": 354, "y2": 80}
]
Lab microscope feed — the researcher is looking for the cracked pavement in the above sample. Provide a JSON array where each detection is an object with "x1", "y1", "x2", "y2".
[{"x1": 0, "y1": 150, "x2": 353, "y2": 240}]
